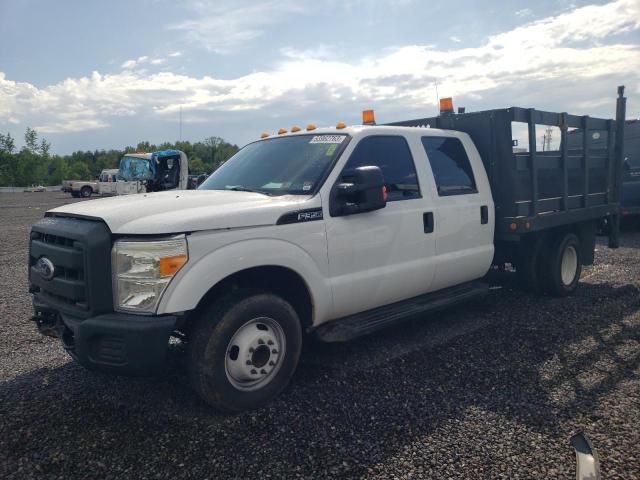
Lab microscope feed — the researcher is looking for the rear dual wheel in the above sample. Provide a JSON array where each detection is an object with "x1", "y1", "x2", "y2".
[
  {"x1": 517, "y1": 232, "x2": 582, "y2": 296},
  {"x1": 516, "y1": 236, "x2": 547, "y2": 294},
  {"x1": 545, "y1": 233, "x2": 581, "y2": 296}
]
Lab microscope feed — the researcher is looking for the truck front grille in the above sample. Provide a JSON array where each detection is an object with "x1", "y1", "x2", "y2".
[{"x1": 29, "y1": 216, "x2": 113, "y2": 319}]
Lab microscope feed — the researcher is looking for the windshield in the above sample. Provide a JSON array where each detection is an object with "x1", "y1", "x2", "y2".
[
  {"x1": 118, "y1": 156, "x2": 154, "y2": 182},
  {"x1": 199, "y1": 134, "x2": 349, "y2": 195}
]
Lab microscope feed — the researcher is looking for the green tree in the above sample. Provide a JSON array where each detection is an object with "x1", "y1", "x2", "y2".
[
  {"x1": 24, "y1": 127, "x2": 38, "y2": 153},
  {"x1": 0, "y1": 129, "x2": 238, "y2": 186},
  {"x1": 39, "y1": 138, "x2": 51, "y2": 158},
  {"x1": 0, "y1": 132, "x2": 16, "y2": 154},
  {"x1": 68, "y1": 161, "x2": 90, "y2": 180},
  {"x1": 188, "y1": 157, "x2": 206, "y2": 175},
  {"x1": 48, "y1": 156, "x2": 70, "y2": 185}
]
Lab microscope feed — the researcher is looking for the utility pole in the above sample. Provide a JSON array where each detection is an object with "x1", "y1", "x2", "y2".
[{"x1": 542, "y1": 126, "x2": 552, "y2": 151}]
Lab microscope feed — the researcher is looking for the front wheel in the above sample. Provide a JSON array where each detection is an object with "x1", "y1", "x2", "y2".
[
  {"x1": 545, "y1": 233, "x2": 582, "y2": 296},
  {"x1": 188, "y1": 290, "x2": 302, "y2": 412},
  {"x1": 80, "y1": 186, "x2": 92, "y2": 198}
]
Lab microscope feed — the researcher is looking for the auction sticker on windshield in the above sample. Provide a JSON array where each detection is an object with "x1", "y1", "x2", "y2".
[{"x1": 309, "y1": 135, "x2": 346, "y2": 144}]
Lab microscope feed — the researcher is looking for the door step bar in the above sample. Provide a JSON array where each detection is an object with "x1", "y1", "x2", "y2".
[{"x1": 315, "y1": 281, "x2": 488, "y2": 342}]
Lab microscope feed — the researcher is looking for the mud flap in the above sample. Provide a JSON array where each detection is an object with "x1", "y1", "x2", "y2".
[{"x1": 570, "y1": 431, "x2": 601, "y2": 480}]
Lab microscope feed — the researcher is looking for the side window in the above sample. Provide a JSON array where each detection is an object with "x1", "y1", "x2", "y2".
[
  {"x1": 343, "y1": 135, "x2": 420, "y2": 201},
  {"x1": 421, "y1": 136, "x2": 477, "y2": 196}
]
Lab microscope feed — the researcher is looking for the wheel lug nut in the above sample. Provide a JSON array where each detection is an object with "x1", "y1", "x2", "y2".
[
  {"x1": 260, "y1": 369, "x2": 267, "y2": 375},
  {"x1": 246, "y1": 360, "x2": 252, "y2": 365},
  {"x1": 258, "y1": 339, "x2": 265, "y2": 345},
  {"x1": 250, "y1": 369, "x2": 257, "y2": 374},
  {"x1": 249, "y1": 347, "x2": 255, "y2": 353},
  {"x1": 267, "y1": 340, "x2": 274, "y2": 345},
  {"x1": 269, "y1": 361, "x2": 275, "y2": 366},
  {"x1": 271, "y1": 349, "x2": 278, "y2": 354}
]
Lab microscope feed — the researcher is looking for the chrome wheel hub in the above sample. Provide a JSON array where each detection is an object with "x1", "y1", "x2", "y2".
[
  {"x1": 561, "y1": 245, "x2": 578, "y2": 286},
  {"x1": 224, "y1": 317, "x2": 285, "y2": 391}
]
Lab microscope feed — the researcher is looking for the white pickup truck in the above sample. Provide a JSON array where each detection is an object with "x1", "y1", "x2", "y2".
[{"x1": 29, "y1": 89, "x2": 627, "y2": 411}]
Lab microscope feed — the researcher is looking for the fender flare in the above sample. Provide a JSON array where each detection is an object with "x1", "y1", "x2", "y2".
[{"x1": 157, "y1": 237, "x2": 332, "y2": 324}]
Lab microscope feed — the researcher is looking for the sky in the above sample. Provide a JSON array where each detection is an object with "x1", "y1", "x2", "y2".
[{"x1": 0, "y1": 0, "x2": 639, "y2": 154}]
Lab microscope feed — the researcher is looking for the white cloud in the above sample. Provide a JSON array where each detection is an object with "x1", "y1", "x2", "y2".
[
  {"x1": 449, "y1": 36, "x2": 462, "y2": 43},
  {"x1": 515, "y1": 8, "x2": 533, "y2": 18},
  {"x1": 168, "y1": 0, "x2": 304, "y2": 54},
  {"x1": 168, "y1": 51, "x2": 182, "y2": 57},
  {"x1": 121, "y1": 59, "x2": 138, "y2": 69},
  {"x1": 121, "y1": 55, "x2": 165, "y2": 69},
  {"x1": 1, "y1": 0, "x2": 638, "y2": 135},
  {"x1": 279, "y1": 45, "x2": 335, "y2": 60}
]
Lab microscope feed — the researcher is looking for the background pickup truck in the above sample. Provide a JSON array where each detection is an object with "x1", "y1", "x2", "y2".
[
  {"x1": 62, "y1": 179, "x2": 99, "y2": 198},
  {"x1": 29, "y1": 87, "x2": 627, "y2": 412}
]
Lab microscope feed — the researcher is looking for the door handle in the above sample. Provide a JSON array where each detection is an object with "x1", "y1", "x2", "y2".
[
  {"x1": 423, "y1": 212, "x2": 434, "y2": 233},
  {"x1": 481, "y1": 205, "x2": 489, "y2": 224}
]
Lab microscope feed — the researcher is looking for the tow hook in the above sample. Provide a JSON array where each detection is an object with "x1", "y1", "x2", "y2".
[
  {"x1": 570, "y1": 431, "x2": 601, "y2": 480},
  {"x1": 31, "y1": 311, "x2": 64, "y2": 339}
]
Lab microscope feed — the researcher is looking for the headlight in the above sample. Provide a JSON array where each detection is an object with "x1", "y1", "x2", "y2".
[{"x1": 112, "y1": 235, "x2": 188, "y2": 314}]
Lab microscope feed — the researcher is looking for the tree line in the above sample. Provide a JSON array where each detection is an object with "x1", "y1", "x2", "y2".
[{"x1": 0, "y1": 128, "x2": 240, "y2": 186}]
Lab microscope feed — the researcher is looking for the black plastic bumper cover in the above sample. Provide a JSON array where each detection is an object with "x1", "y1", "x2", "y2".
[{"x1": 56, "y1": 307, "x2": 176, "y2": 376}]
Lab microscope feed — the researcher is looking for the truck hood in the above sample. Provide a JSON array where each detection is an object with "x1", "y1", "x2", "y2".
[{"x1": 48, "y1": 190, "x2": 313, "y2": 234}]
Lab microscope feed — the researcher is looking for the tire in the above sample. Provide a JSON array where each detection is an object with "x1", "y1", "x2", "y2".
[
  {"x1": 544, "y1": 233, "x2": 582, "y2": 297},
  {"x1": 188, "y1": 290, "x2": 302, "y2": 412},
  {"x1": 80, "y1": 186, "x2": 92, "y2": 198},
  {"x1": 516, "y1": 235, "x2": 548, "y2": 293}
]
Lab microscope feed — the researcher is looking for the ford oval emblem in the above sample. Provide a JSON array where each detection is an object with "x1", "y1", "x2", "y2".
[{"x1": 35, "y1": 257, "x2": 55, "y2": 281}]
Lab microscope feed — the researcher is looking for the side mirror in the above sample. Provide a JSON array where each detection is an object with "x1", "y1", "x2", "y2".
[{"x1": 330, "y1": 165, "x2": 387, "y2": 216}]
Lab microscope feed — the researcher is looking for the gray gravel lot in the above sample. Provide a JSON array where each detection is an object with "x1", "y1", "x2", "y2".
[{"x1": 1, "y1": 192, "x2": 639, "y2": 479}]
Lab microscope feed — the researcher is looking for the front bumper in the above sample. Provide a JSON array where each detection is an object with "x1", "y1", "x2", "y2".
[{"x1": 33, "y1": 297, "x2": 176, "y2": 376}]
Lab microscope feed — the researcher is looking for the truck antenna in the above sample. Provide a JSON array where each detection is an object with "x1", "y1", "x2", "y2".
[
  {"x1": 179, "y1": 105, "x2": 183, "y2": 142},
  {"x1": 434, "y1": 82, "x2": 440, "y2": 114}
]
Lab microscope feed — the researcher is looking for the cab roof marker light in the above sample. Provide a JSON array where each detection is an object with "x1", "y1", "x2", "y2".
[
  {"x1": 306, "y1": 123, "x2": 317, "y2": 131},
  {"x1": 278, "y1": 128, "x2": 287, "y2": 135},
  {"x1": 362, "y1": 109, "x2": 376, "y2": 125},
  {"x1": 260, "y1": 132, "x2": 270, "y2": 138},
  {"x1": 336, "y1": 121, "x2": 347, "y2": 129},
  {"x1": 291, "y1": 126, "x2": 301, "y2": 133}
]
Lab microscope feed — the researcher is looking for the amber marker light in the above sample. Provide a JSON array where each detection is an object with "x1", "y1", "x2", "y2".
[
  {"x1": 278, "y1": 128, "x2": 287, "y2": 135},
  {"x1": 260, "y1": 132, "x2": 270, "y2": 138},
  {"x1": 159, "y1": 254, "x2": 188, "y2": 277},
  {"x1": 439, "y1": 97, "x2": 454, "y2": 114},
  {"x1": 336, "y1": 122, "x2": 347, "y2": 129},
  {"x1": 362, "y1": 109, "x2": 376, "y2": 125},
  {"x1": 306, "y1": 124, "x2": 317, "y2": 131},
  {"x1": 509, "y1": 223, "x2": 517, "y2": 231},
  {"x1": 291, "y1": 126, "x2": 301, "y2": 133}
]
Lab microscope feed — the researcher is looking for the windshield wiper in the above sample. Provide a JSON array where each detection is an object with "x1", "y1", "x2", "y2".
[{"x1": 226, "y1": 186, "x2": 272, "y2": 196}]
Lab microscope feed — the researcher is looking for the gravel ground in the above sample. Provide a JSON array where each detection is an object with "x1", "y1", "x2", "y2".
[{"x1": 1, "y1": 191, "x2": 639, "y2": 479}]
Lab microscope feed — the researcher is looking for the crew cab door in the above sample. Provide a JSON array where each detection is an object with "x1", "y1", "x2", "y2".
[
  {"x1": 419, "y1": 134, "x2": 494, "y2": 290},
  {"x1": 324, "y1": 135, "x2": 437, "y2": 319}
]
